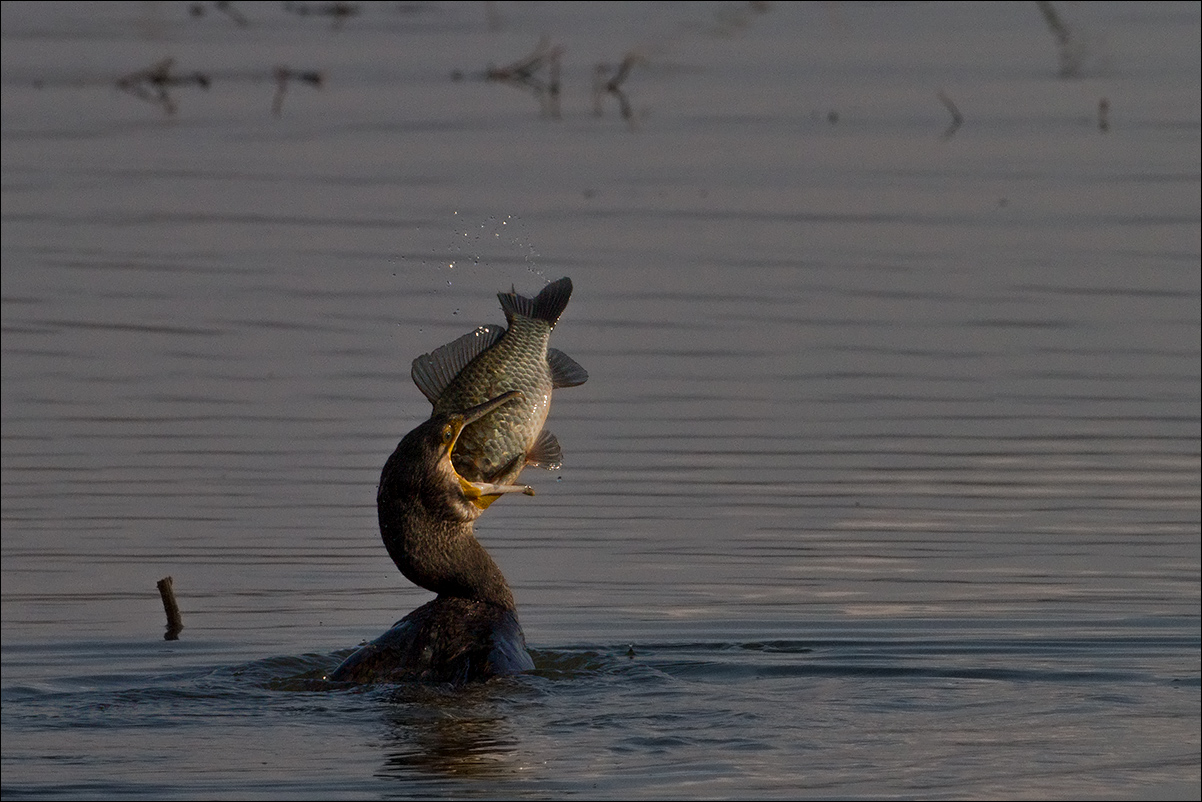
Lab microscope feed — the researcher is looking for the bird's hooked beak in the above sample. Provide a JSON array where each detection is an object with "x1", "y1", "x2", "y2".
[
  {"x1": 440, "y1": 391, "x2": 536, "y2": 508},
  {"x1": 441, "y1": 390, "x2": 523, "y2": 454}
]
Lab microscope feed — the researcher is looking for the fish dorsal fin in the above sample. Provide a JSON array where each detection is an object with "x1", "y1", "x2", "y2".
[
  {"x1": 498, "y1": 276, "x2": 573, "y2": 326},
  {"x1": 526, "y1": 428, "x2": 563, "y2": 470},
  {"x1": 410, "y1": 325, "x2": 505, "y2": 403},
  {"x1": 547, "y1": 348, "x2": 589, "y2": 388}
]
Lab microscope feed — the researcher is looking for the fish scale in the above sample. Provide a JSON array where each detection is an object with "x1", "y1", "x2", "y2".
[{"x1": 410, "y1": 277, "x2": 588, "y2": 501}]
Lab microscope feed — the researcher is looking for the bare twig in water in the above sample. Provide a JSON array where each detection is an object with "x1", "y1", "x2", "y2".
[
  {"x1": 593, "y1": 52, "x2": 641, "y2": 122},
  {"x1": 157, "y1": 576, "x2": 184, "y2": 641},
  {"x1": 606, "y1": 52, "x2": 639, "y2": 94},
  {"x1": 117, "y1": 58, "x2": 211, "y2": 115},
  {"x1": 272, "y1": 66, "x2": 323, "y2": 116},
  {"x1": 1036, "y1": 0, "x2": 1071, "y2": 46},
  {"x1": 548, "y1": 46, "x2": 561, "y2": 110},
  {"x1": 937, "y1": 90, "x2": 963, "y2": 139},
  {"x1": 283, "y1": 1, "x2": 361, "y2": 30},
  {"x1": 486, "y1": 35, "x2": 562, "y2": 83},
  {"x1": 214, "y1": 1, "x2": 249, "y2": 26},
  {"x1": 189, "y1": 2, "x2": 249, "y2": 26},
  {"x1": 483, "y1": 36, "x2": 565, "y2": 118},
  {"x1": 1036, "y1": 0, "x2": 1082, "y2": 78}
]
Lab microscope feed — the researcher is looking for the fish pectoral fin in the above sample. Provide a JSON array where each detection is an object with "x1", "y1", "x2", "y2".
[
  {"x1": 411, "y1": 325, "x2": 506, "y2": 402},
  {"x1": 547, "y1": 348, "x2": 589, "y2": 388},
  {"x1": 525, "y1": 429, "x2": 563, "y2": 470}
]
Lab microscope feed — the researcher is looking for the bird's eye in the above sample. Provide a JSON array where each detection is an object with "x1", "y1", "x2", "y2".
[{"x1": 442, "y1": 425, "x2": 454, "y2": 443}]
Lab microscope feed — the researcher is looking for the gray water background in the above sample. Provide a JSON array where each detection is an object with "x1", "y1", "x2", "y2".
[{"x1": 2, "y1": 1, "x2": 1199, "y2": 798}]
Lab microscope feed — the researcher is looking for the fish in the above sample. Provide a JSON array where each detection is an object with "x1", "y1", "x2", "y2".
[{"x1": 410, "y1": 276, "x2": 588, "y2": 506}]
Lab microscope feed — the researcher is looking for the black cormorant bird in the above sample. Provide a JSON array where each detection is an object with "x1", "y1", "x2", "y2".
[{"x1": 328, "y1": 391, "x2": 537, "y2": 684}]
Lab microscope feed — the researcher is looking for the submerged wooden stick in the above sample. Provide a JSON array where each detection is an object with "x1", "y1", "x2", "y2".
[
  {"x1": 157, "y1": 576, "x2": 184, "y2": 641},
  {"x1": 937, "y1": 90, "x2": 963, "y2": 139}
]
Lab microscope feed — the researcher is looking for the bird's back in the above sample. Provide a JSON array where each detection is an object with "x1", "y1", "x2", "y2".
[{"x1": 327, "y1": 596, "x2": 534, "y2": 685}]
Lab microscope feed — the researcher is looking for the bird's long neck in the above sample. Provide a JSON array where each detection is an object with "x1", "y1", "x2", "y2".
[{"x1": 377, "y1": 445, "x2": 516, "y2": 611}]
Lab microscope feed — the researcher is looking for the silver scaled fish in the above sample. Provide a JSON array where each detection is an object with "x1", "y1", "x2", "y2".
[{"x1": 410, "y1": 276, "x2": 588, "y2": 506}]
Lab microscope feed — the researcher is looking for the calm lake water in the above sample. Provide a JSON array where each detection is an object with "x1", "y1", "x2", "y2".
[{"x1": 2, "y1": 1, "x2": 1199, "y2": 798}]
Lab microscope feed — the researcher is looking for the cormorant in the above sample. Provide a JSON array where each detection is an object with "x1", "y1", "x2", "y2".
[{"x1": 328, "y1": 391, "x2": 537, "y2": 684}]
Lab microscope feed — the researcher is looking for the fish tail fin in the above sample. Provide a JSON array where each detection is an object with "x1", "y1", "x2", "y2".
[{"x1": 499, "y1": 276, "x2": 573, "y2": 326}]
